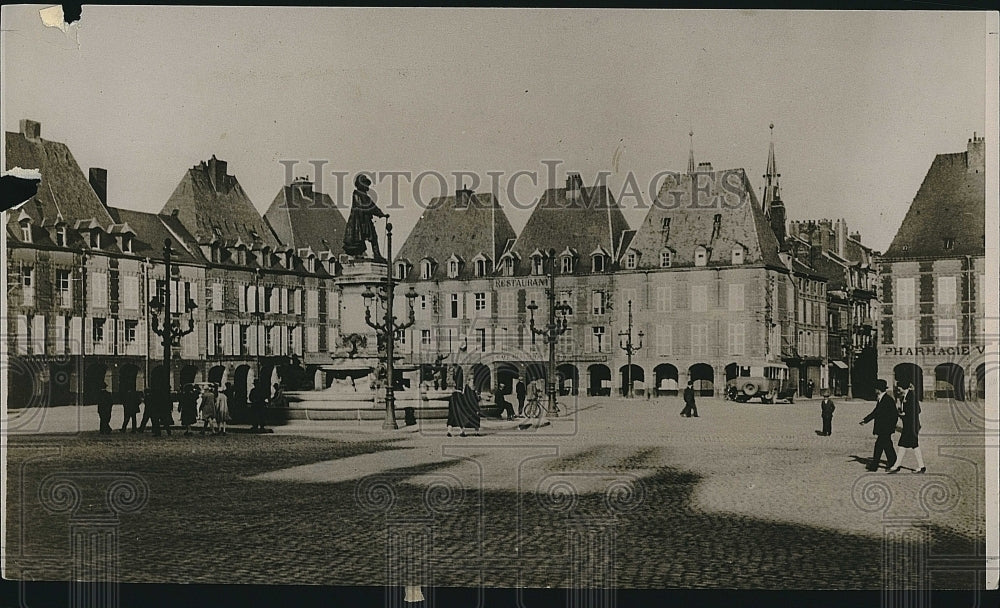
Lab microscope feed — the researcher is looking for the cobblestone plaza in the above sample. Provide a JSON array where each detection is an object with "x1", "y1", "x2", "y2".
[{"x1": 5, "y1": 395, "x2": 986, "y2": 590}]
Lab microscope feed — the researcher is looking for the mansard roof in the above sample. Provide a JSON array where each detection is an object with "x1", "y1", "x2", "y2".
[{"x1": 263, "y1": 178, "x2": 348, "y2": 253}]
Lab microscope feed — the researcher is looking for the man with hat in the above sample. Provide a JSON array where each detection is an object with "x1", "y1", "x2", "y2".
[
  {"x1": 96, "y1": 381, "x2": 114, "y2": 435},
  {"x1": 343, "y1": 173, "x2": 388, "y2": 261},
  {"x1": 859, "y1": 379, "x2": 898, "y2": 471},
  {"x1": 819, "y1": 389, "x2": 835, "y2": 436}
]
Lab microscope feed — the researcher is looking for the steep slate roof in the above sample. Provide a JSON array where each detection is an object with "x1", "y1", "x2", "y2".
[
  {"x1": 160, "y1": 155, "x2": 279, "y2": 248},
  {"x1": 627, "y1": 168, "x2": 784, "y2": 269},
  {"x1": 508, "y1": 184, "x2": 631, "y2": 275},
  {"x1": 263, "y1": 179, "x2": 348, "y2": 252},
  {"x1": 883, "y1": 144, "x2": 986, "y2": 259},
  {"x1": 5, "y1": 125, "x2": 115, "y2": 226},
  {"x1": 395, "y1": 190, "x2": 516, "y2": 281},
  {"x1": 108, "y1": 207, "x2": 207, "y2": 265}
]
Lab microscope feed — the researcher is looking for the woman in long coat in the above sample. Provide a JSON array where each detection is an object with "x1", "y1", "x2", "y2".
[
  {"x1": 180, "y1": 384, "x2": 200, "y2": 435},
  {"x1": 214, "y1": 385, "x2": 230, "y2": 435},
  {"x1": 447, "y1": 379, "x2": 481, "y2": 436},
  {"x1": 888, "y1": 383, "x2": 925, "y2": 473}
]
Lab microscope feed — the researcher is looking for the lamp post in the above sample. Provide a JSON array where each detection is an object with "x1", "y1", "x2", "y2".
[
  {"x1": 363, "y1": 223, "x2": 418, "y2": 430},
  {"x1": 149, "y1": 239, "x2": 197, "y2": 399},
  {"x1": 527, "y1": 248, "x2": 572, "y2": 417},
  {"x1": 618, "y1": 299, "x2": 644, "y2": 398}
]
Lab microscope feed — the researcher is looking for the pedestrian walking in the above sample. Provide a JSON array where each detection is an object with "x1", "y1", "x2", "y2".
[
  {"x1": 199, "y1": 385, "x2": 217, "y2": 435},
  {"x1": 806, "y1": 379, "x2": 815, "y2": 399},
  {"x1": 96, "y1": 382, "x2": 114, "y2": 434},
  {"x1": 138, "y1": 388, "x2": 154, "y2": 433},
  {"x1": 180, "y1": 384, "x2": 200, "y2": 436},
  {"x1": 680, "y1": 381, "x2": 699, "y2": 417},
  {"x1": 860, "y1": 379, "x2": 898, "y2": 471},
  {"x1": 121, "y1": 388, "x2": 142, "y2": 433},
  {"x1": 515, "y1": 376, "x2": 527, "y2": 418},
  {"x1": 249, "y1": 380, "x2": 269, "y2": 432},
  {"x1": 819, "y1": 390, "x2": 835, "y2": 436},
  {"x1": 447, "y1": 378, "x2": 480, "y2": 436},
  {"x1": 214, "y1": 385, "x2": 230, "y2": 435},
  {"x1": 887, "y1": 382, "x2": 925, "y2": 474}
]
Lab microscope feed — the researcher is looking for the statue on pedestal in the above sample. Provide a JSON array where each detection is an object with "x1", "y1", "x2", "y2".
[{"x1": 343, "y1": 173, "x2": 388, "y2": 261}]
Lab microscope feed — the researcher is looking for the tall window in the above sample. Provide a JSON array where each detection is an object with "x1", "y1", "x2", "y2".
[
  {"x1": 57, "y1": 270, "x2": 72, "y2": 308},
  {"x1": 92, "y1": 318, "x2": 106, "y2": 344},
  {"x1": 21, "y1": 266, "x2": 34, "y2": 307},
  {"x1": 592, "y1": 326, "x2": 606, "y2": 352},
  {"x1": 476, "y1": 328, "x2": 487, "y2": 352},
  {"x1": 656, "y1": 324, "x2": 672, "y2": 355},
  {"x1": 656, "y1": 286, "x2": 671, "y2": 312},
  {"x1": 728, "y1": 283, "x2": 744, "y2": 312},
  {"x1": 897, "y1": 319, "x2": 916, "y2": 348},
  {"x1": 90, "y1": 272, "x2": 108, "y2": 308},
  {"x1": 450, "y1": 294, "x2": 460, "y2": 319},
  {"x1": 240, "y1": 325, "x2": 250, "y2": 355},
  {"x1": 728, "y1": 323, "x2": 745, "y2": 355},
  {"x1": 937, "y1": 276, "x2": 956, "y2": 307},
  {"x1": 592, "y1": 290, "x2": 607, "y2": 315},
  {"x1": 421, "y1": 329, "x2": 431, "y2": 347},
  {"x1": 214, "y1": 324, "x2": 224, "y2": 351},
  {"x1": 498, "y1": 292, "x2": 515, "y2": 318},
  {"x1": 474, "y1": 292, "x2": 487, "y2": 311},
  {"x1": 691, "y1": 285, "x2": 708, "y2": 313},
  {"x1": 896, "y1": 278, "x2": 915, "y2": 309},
  {"x1": 691, "y1": 324, "x2": 708, "y2": 356}
]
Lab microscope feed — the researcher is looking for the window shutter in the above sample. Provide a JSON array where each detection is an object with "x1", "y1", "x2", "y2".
[
  {"x1": 114, "y1": 318, "x2": 124, "y2": 356},
  {"x1": 238, "y1": 284, "x2": 247, "y2": 312},
  {"x1": 69, "y1": 318, "x2": 82, "y2": 355},
  {"x1": 213, "y1": 282, "x2": 223, "y2": 311},
  {"x1": 16, "y1": 315, "x2": 29, "y2": 354},
  {"x1": 207, "y1": 323, "x2": 216, "y2": 356},
  {"x1": 248, "y1": 326, "x2": 258, "y2": 355},
  {"x1": 84, "y1": 317, "x2": 93, "y2": 355},
  {"x1": 54, "y1": 316, "x2": 66, "y2": 355}
]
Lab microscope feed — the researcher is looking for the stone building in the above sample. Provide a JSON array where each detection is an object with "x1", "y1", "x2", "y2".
[{"x1": 877, "y1": 134, "x2": 987, "y2": 401}]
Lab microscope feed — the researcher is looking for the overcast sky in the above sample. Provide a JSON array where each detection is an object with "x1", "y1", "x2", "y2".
[{"x1": 2, "y1": 6, "x2": 994, "y2": 252}]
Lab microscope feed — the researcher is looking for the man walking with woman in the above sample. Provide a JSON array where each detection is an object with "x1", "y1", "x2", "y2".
[{"x1": 887, "y1": 382, "x2": 926, "y2": 474}]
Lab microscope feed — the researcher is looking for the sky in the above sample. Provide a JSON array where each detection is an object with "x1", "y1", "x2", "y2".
[{"x1": 1, "y1": 6, "x2": 995, "y2": 253}]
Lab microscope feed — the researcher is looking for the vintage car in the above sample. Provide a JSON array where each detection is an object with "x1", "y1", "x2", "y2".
[{"x1": 726, "y1": 364, "x2": 796, "y2": 404}]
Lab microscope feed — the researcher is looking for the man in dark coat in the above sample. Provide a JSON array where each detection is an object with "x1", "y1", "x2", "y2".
[
  {"x1": 121, "y1": 389, "x2": 142, "y2": 433},
  {"x1": 888, "y1": 382, "x2": 925, "y2": 474},
  {"x1": 343, "y1": 173, "x2": 388, "y2": 260},
  {"x1": 494, "y1": 385, "x2": 516, "y2": 421},
  {"x1": 680, "y1": 381, "x2": 699, "y2": 417},
  {"x1": 860, "y1": 379, "x2": 898, "y2": 471},
  {"x1": 96, "y1": 382, "x2": 114, "y2": 434},
  {"x1": 249, "y1": 380, "x2": 269, "y2": 432},
  {"x1": 819, "y1": 390, "x2": 835, "y2": 436},
  {"x1": 515, "y1": 376, "x2": 527, "y2": 418}
]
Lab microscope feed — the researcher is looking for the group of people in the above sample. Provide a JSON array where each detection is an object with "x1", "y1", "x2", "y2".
[
  {"x1": 94, "y1": 379, "x2": 288, "y2": 436},
  {"x1": 860, "y1": 379, "x2": 925, "y2": 473},
  {"x1": 446, "y1": 376, "x2": 545, "y2": 436}
]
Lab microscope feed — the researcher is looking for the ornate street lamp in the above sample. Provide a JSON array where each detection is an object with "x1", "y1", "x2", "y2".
[
  {"x1": 527, "y1": 248, "x2": 572, "y2": 418},
  {"x1": 618, "y1": 299, "x2": 644, "y2": 398},
  {"x1": 149, "y1": 239, "x2": 197, "y2": 398},
  {"x1": 363, "y1": 223, "x2": 418, "y2": 429}
]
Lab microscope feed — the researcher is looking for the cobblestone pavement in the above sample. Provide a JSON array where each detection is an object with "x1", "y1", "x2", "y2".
[{"x1": 5, "y1": 395, "x2": 987, "y2": 589}]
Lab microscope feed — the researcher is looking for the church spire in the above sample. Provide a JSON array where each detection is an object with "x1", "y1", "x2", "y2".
[
  {"x1": 762, "y1": 122, "x2": 781, "y2": 219},
  {"x1": 687, "y1": 130, "x2": 696, "y2": 175}
]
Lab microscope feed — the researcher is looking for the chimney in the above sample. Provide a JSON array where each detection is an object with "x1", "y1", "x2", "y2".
[
  {"x1": 293, "y1": 176, "x2": 314, "y2": 199},
  {"x1": 818, "y1": 219, "x2": 833, "y2": 253},
  {"x1": 967, "y1": 132, "x2": 985, "y2": 173},
  {"x1": 566, "y1": 173, "x2": 583, "y2": 202},
  {"x1": 769, "y1": 200, "x2": 786, "y2": 246},
  {"x1": 89, "y1": 168, "x2": 108, "y2": 207},
  {"x1": 835, "y1": 219, "x2": 846, "y2": 258},
  {"x1": 849, "y1": 231, "x2": 861, "y2": 244},
  {"x1": 207, "y1": 155, "x2": 228, "y2": 192},
  {"x1": 455, "y1": 185, "x2": 473, "y2": 208},
  {"x1": 696, "y1": 161, "x2": 714, "y2": 172},
  {"x1": 20, "y1": 119, "x2": 41, "y2": 140}
]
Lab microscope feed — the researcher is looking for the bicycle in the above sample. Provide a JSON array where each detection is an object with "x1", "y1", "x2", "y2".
[{"x1": 522, "y1": 389, "x2": 560, "y2": 419}]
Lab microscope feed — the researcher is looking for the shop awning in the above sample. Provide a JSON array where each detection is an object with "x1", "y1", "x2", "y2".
[{"x1": 830, "y1": 360, "x2": 849, "y2": 369}]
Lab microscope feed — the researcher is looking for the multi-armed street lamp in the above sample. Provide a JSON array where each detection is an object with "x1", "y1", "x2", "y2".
[
  {"x1": 148, "y1": 238, "x2": 198, "y2": 397},
  {"x1": 362, "y1": 222, "x2": 419, "y2": 430},
  {"x1": 618, "y1": 299, "x2": 644, "y2": 398},
  {"x1": 527, "y1": 248, "x2": 572, "y2": 418}
]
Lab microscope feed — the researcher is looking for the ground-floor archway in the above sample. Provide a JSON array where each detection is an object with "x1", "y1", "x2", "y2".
[
  {"x1": 179, "y1": 364, "x2": 200, "y2": 387},
  {"x1": 471, "y1": 363, "x2": 491, "y2": 392},
  {"x1": 8, "y1": 359, "x2": 46, "y2": 407},
  {"x1": 496, "y1": 362, "x2": 520, "y2": 394},
  {"x1": 619, "y1": 364, "x2": 645, "y2": 396},
  {"x1": 49, "y1": 361, "x2": 75, "y2": 406},
  {"x1": 208, "y1": 365, "x2": 227, "y2": 386},
  {"x1": 934, "y1": 363, "x2": 965, "y2": 401},
  {"x1": 588, "y1": 364, "x2": 611, "y2": 396},
  {"x1": 524, "y1": 362, "x2": 546, "y2": 384},
  {"x1": 893, "y1": 363, "x2": 924, "y2": 401},
  {"x1": 556, "y1": 363, "x2": 579, "y2": 395},
  {"x1": 654, "y1": 363, "x2": 679, "y2": 396},
  {"x1": 724, "y1": 362, "x2": 740, "y2": 382},
  {"x1": 233, "y1": 365, "x2": 253, "y2": 407},
  {"x1": 689, "y1": 363, "x2": 715, "y2": 397},
  {"x1": 84, "y1": 363, "x2": 109, "y2": 404},
  {"x1": 119, "y1": 364, "x2": 141, "y2": 396}
]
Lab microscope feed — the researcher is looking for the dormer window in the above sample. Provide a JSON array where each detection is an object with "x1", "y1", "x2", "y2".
[
  {"x1": 472, "y1": 254, "x2": 491, "y2": 278},
  {"x1": 90, "y1": 230, "x2": 101, "y2": 249},
  {"x1": 943, "y1": 237, "x2": 955, "y2": 250},
  {"x1": 395, "y1": 262, "x2": 409, "y2": 279},
  {"x1": 561, "y1": 256, "x2": 574, "y2": 274},
  {"x1": 531, "y1": 254, "x2": 544, "y2": 276},
  {"x1": 660, "y1": 251, "x2": 672, "y2": 268},
  {"x1": 56, "y1": 227, "x2": 67, "y2": 247},
  {"x1": 502, "y1": 257, "x2": 515, "y2": 277},
  {"x1": 624, "y1": 251, "x2": 637, "y2": 270},
  {"x1": 732, "y1": 247, "x2": 744, "y2": 265},
  {"x1": 695, "y1": 246, "x2": 708, "y2": 267},
  {"x1": 306, "y1": 257, "x2": 316, "y2": 273},
  {"x1": 121, "y1": 234, "x2": 133, "y2": 254},
  {"x1": 421, "y1": 260, "x2": 434, "y2": 280},
  {"x1": 448, "y1": 259, "x2": 460, "y2": 278},
  {"x1": 592, "y1": 254, "x2": 605, "y2": 273}
]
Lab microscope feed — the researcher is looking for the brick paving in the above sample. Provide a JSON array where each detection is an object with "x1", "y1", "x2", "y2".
[{"x1": 4, "y1": 395, "x2": 986, "y2": 589}]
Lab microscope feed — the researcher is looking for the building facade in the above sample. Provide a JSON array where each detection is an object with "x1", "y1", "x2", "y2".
[{"x1": 878, "y1": 134, "x2": 988, "y2": 401}]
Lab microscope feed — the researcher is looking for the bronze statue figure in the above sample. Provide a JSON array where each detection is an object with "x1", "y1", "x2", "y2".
[{"x1": 343, "y1": 173, "x2": 388, "y2": 261}]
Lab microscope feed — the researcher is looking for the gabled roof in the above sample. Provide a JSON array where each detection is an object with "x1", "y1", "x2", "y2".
[
  {"x1": 884, "y1": 143, "x2": 986, "y2": 259},
  {"x1": 108, "y1": 207, "x2": 207, "y2": 265},
  {"x1": 263, "y1": 179, "x2": 348, "y2": 253},
  {"x1": 160, "y1": 155, "x2": 279, "y2": 248},
  {"x1": 508, "y1": 184, "x2": 630, "y2": 276},
  {"x1": 395, "y1": 190, "x2": 516, "y2": 281},
  {"x1": 5, "y1": 125, "x2": 115, "y2": 227},
  {"x1": 627, "y1": 168, "x2": 784, "y2": 270}
]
